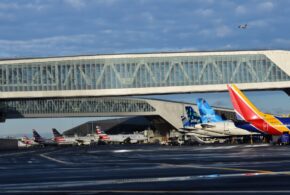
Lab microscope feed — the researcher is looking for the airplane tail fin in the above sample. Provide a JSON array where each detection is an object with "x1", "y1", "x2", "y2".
[
  {"x1": 95, "y1": 126, "x2": 110, "y2": 141},
  {"x1": 95, "y1": 126, "x2": 103, "y2": 135},
  {"x1": 32, "y1": 129, "x2": 42, "y2": 141},
  {"x1": 196, "y1": 98, "x2": 223, "y2": 123},
  {"x1": 181, "y1": 115, "x2": 190, "y2": 127},
  {"x1": 52, "y1": 128, "x2": 63, "y2": 138},
  {"x1": 227, "y1": 84, "x2": 263, "y2": 121},
  {"x1": 183, "y1": 106, "x2": 201, "y2": 127}
]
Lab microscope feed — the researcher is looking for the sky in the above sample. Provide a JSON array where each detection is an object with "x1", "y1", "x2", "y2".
[{"x1": 0, "y1": 0, "x2": 289, "y2": 137}]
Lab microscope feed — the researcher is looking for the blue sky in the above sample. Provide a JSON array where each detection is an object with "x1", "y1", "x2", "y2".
[
  {"x1": 0, "y1": 0, "x2": 290, "y2": 57},
  {"x1": 0, "y1": 0, "x2": 289, "y2": 136}
]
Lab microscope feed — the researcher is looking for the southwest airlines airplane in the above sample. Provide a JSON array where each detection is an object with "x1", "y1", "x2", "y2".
[{"x1": 227, "y1": 84, "x2": 290, "y2": 136}]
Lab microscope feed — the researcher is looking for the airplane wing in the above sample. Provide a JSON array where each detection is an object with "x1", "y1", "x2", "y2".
[
  {"x1": 179, "y1": 127, "x2": 198, "y2": 132},
  {"x1": 201, "y1": 123, "x2": 216, "y2": 128}
]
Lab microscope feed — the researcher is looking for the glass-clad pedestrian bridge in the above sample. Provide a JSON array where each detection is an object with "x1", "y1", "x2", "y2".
[{"x1": 0, "y1": 50, "x2": 289, "y2": 98}]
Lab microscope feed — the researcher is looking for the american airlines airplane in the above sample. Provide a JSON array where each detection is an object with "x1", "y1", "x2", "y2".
[
  {"x1": 52, "y1": 128, "x2": 99, "y2": 146},
  {"x1": 52, "y1": 128, "x2": 78, "y2": 146},
  {"x1": 18, "y1": 136, "x2": 38, "y2": 147},
  {"x1": 32, "y1": 129, "x2": 56, "y2": 146},
  {"x1": 96, "y1": 126, "x2": 147, "y2": 144}
]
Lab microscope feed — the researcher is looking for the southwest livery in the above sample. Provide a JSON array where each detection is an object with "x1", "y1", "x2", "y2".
[{"x1": 227, "y1": 84, "x2": 290, "y2": 135}]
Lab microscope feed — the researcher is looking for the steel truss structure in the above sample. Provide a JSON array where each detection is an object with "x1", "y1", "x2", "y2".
[
  {"x1": 1, "y1": 97, "x2": 156, "y2": 118},
  {"x1": 0, "y1": 54, "x2": 289, "y2": 92}
]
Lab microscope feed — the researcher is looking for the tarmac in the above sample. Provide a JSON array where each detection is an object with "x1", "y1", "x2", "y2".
[{"x1": 1, "y1": 144, "x2": 290, "y2": 194}]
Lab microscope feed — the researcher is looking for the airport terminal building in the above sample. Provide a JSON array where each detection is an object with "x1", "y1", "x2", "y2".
[{"x1": 0, "y1": 50, "x2": 289, "y2": 131}]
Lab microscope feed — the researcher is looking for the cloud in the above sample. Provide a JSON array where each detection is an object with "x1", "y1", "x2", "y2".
[
  {"x1": 0, "y1": 34, "x2": 98, "y2": 57},
  {"x1": 0, "y1": 12, "x2": 15, "y2": 21},
  {"x1": 216, "y1": 25, "x2": 232, "y2": 37},
  {"x1": 273, "y1": 38, "x2": 290, "y2": 47},
  {"x1": 235, "y1": 5, "x2": 247, "y2": 15},
  {"x1": 64, "y1": 0, "x2": 117, "y2": 8},
  {"x1": 0, "y1": 2, "x2": 19, "y2": 9},
  {"x1": 0, "y1": 2, "x2": 48, "y2": 11},
  {"x1": 141, "y1": 12, "x2": 155, "y2": 23},
  {"x1": 64, "y1": 0, "x2": 86, "y2": 9},
  {"x1": 198, "y1": 29, "x2": 211, "y2": 37},
  {"x1": 258, "y1": 1, "x2": 274, "y2": 12},
  {"x1": 195, "y1": 8, "x2": 214, "y2": 17},
  {"x1": 248, "y1": 19, "x2": 268, "y2": 28}
]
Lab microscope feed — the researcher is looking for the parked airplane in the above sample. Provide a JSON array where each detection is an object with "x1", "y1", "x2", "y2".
[
  {"x1": 33, "y1": 129, "x2": 56, "y2": 146},
  {"x1": 18, "y1": 136, "x2": 38, "y2": 147},
  {"x1": 52, "y1": 128, "x2": 100, "y2": 146},
  {"x1": 96, "y1": 126, "x2": 147, "y2": 144},
  {"x1": 180, "y1": 106, "x2": 231, "y2": 139},
  {"x1": 52, "y1": 128, "x2": 78, "y2": 145},
  {"x1": 196, "y1": 98, "x2": 257, "y2": 136},
  {"x1": 227, "y1": 84, "x2": 290, "y2": 137},
  {"x1": 96, "y1": 126, "x2": 110, "y2": 142}
]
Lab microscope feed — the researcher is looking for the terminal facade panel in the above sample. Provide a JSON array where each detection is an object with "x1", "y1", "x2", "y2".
[{"x1": 0, "y1": 50, "x2": 289, "y2": 98}]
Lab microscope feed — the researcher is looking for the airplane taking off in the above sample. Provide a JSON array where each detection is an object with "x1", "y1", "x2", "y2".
[
  {"x1": 32, "y1": 129, "x2": 56, "y2": 146},
  {"x1": 227, "y1": 84, "x2": 290, "y2": 136},
  {"x1": 196, "y1": 98, "x2": 257, "y2": 136}
]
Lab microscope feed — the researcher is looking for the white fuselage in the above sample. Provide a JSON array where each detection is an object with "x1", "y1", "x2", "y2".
[
  {"x1": 181, "y1": 127, "x2": 227, "y2": 137},
  {"x1": 181, "y1": 121, "x2": 256, "y2": 137},
  {"x1": 75, "y1": 134, "x2": 99, "y2": 145},
  {"x1": 108, "y1": 133, "x2": 147, "y2": 143},
  {"x1": 199, "y1": 121, "x2": 256, "y2": 136}
]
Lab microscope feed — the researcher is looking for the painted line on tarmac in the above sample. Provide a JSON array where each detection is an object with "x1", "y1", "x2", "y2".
[
  {"x1": 2, "y1": 170, "x2": 290, "y2": 190},
  {"x1": 39, "y1": 153, "x2": 75, "y2": 165},
  {"x1": 4, "y1": 190, "x2": 290, "y2": 194},
  {"x1": 160, "y1": 163, "x2": 273, "y2": 174},
  {"x1": 0, "y1": 150, "x2": 39, "y2": 157}
]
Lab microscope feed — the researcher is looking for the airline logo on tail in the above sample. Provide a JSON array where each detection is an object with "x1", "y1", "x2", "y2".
[
  {"x1": 196, "y1": 98, "x2": 223, "y2": 123},
  {"x1": 227, "y1": 84, "x2": 289, "y2": 135},
  {"x1": 52, "y1": 128, "x2": 65, "y2": 142},
  {"x1": 33, "y1": 129, "x2": 44, "y2": 143},
  {"x1": 182, "y1": 106, "x2": 201, "y2": 127},
  {"x1": 95, "y1": 126, "x2": 110, "y2": 141}
]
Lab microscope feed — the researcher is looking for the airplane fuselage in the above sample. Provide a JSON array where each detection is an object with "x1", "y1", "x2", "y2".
[{"x1": 202, "y1": 121, "x2": 257, "y2": 136}]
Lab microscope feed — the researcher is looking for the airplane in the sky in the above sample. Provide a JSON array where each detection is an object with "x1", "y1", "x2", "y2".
[
  {"x1": 227, "y1": 84, "x2": 290, "y2": 138},
  {"x1": 32, "y1": 129, "x2": 56, "y2": 146},
  {"x1": 238, "y1": 24, "x2": 248, "y2": 29}
]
